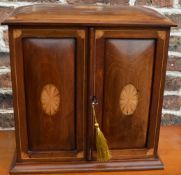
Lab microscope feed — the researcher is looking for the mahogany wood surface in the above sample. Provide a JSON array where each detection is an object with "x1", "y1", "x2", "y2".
[
  {"x1": 9, "y1": 28, "x2": 87, "y2": 162},
  {"x1": 8, "y1": 27, "x2": 170, "y2": 172},
  {"x1": 24, "y1": 38, "x2": 76, "y2": 151},
  {"x1": 3, "y1": 4, "x2": 176, "y2": 27},
  {"x1": 91, "y1": 29, "x2": 170, "y2": 162},
  {"x1": 0, "y1": 126, "x2": 180, "y2": 175},
  {"x1": 102, "y1": 38, "x2": 155, "y2": 149},
  {"x1": 3, "y1": 5, "x2": 177, "y2": 173}
]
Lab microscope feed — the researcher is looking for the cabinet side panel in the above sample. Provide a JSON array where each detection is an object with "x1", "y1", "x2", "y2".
[
  {"x1": 103, "y1": 39, "x2": 155, "y2": 149},
  {"x1": 23, "y1": 38, "x2": 76, "y2": 151}
]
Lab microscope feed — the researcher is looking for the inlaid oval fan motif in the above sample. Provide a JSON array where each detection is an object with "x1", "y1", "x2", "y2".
[
  {"x1": 40, "y1": 84, "x2": 60, "y2": 116},
  {"x1": 119, "y1": 84, "x2": 138, "y2": 116}
]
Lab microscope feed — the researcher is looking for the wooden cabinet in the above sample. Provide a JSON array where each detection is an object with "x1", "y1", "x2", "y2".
[{"x1": 3, "y1": 4, "x2": 176, "y2": 174}]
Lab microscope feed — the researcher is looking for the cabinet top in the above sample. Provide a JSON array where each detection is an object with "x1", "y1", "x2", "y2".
[{"x1": 3, "y1": 4, "x2": 176, "y2": 27}]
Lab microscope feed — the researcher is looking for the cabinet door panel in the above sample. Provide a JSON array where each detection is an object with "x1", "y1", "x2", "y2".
[
  {"x1": 23, "y1": 38, "x2": 75, "y2": 151},
  {"x1": 12, "y1": 28, "x2": 86, "y2": 161},
  {"x1": 92, "y1": 29, "x2": 167, "y2": 160},
  {"x1": 103, "y1": 39, "x2": 155, "y2": 149}
]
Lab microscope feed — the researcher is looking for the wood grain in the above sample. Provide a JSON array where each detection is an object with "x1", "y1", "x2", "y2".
[
  {"x1": 2, "y1": 4, "x2": 176, "y2": 27},
  {"x1": 9, "y1": 28, "x2": 87, "y2": 162},
  {"x1": 103, "y1": 38, "x2": 155, "y2": 149},
  {"x1": 5, "y1": 5, "x2": 174, "y2": 173},
  {"x1": 0, "y1": 126, "x2": 181, "y2": 175},
  {"x1": 94, "y1": 30, "x2": 158, "y2": 157},
  {"x1": 88, "y1": 29, "x2": 170, "y2": 165},
  {"x1": 23, "y1": 38, "x2": 76, "y2": 151}
]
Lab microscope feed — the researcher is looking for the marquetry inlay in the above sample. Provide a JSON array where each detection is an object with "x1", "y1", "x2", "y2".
[
  {"x1": 119, "y1": 84, "x2": 138, "y2": 116},
  {"x1": 40, "y1": 84, "x2": 60, "y2": 116}
]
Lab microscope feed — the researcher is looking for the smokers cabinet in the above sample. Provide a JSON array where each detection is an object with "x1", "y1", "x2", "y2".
[{"x1": 3, "y1": 4, "x2": 176, "y2": 174}]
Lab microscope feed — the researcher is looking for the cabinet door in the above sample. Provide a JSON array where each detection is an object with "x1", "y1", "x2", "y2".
[
  {"x1": 10, "y1": 28, "x2": 87, "y2": 161},
  {"x1": 90, "y1": 29, "x2": 168, "y2": 160}
]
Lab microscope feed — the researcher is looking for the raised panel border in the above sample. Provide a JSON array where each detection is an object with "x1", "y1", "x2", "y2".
[
  {"x1": 89, "y1": 28, "x2": 170, "y2": 161},
  {"x1": 9, "y1": 27, "x2": 87, "y2": 162}
]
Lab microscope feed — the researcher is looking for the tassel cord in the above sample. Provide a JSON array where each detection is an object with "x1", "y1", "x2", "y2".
[
  {"x1": 92, "y1": 102, "x2": 111, "y2": 162},
  {"x1": 92, "y1": 103, "x2": 99, "y2": 127}
]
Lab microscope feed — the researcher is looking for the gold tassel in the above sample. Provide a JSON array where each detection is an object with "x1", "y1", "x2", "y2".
[{"x1": 92, "y1": 103, "x2": 111, "y2": 162}]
